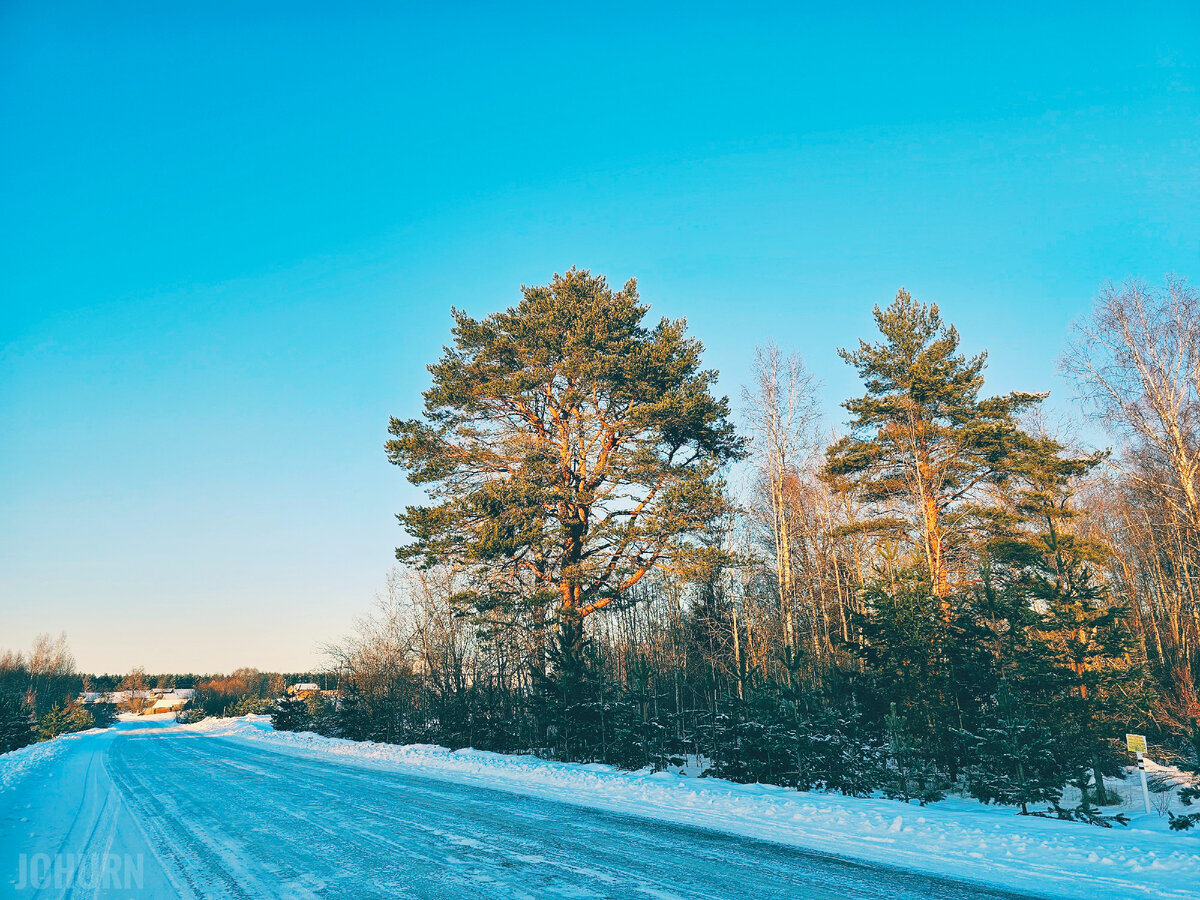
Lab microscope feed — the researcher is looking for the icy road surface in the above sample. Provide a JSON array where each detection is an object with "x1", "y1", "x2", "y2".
[{"x1": 0, "y1": 718, "x2": 1036, "y2": 900}]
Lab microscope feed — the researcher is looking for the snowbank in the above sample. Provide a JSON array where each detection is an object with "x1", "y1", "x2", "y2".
[
  {"x1": 0, "y1": 715, "x2": 176, "y2": 792},
  {"x1": 185, "y1": 716, "x2": 1200, "y2": 899},
  {"x1": 0, "y1": 734, "x2": 75, "y2": 792}
]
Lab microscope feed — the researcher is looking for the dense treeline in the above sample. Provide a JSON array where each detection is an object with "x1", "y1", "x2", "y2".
[
  {"x1": 272, "y1": 270, "x2": 1200, "y2": 829},
  {"x1": 7, "y1": 269, "x2": 1198, "y2": 830},
  {"x1": 187, "y1": 668, "x2": 329, "y2": 717}
]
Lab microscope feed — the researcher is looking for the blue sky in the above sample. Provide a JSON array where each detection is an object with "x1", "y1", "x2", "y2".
[{"x1": 2, "y1": 1, "x2": 1197, "y2": 673}]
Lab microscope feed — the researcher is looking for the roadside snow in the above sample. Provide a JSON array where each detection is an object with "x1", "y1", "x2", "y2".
[
  {"x1": 0, "y1": 715, "x2": 172, "y2": 792},
  {"x1": 185, "y1": 716, "x2": 1200, "y2": 900},
  {"x1": 0, "y1": 731, "x2": 87, "y2": 792}
]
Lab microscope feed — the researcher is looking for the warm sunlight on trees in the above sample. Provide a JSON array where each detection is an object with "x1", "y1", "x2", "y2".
[
  {"x1": 387, "y1": 268, "x2": 743, "y2": 673},
  {"x1": 823, "y1": 290, "x2": 1050, "y2": 614},
  {"x1": 742, "y1": 343, "x2": 819, "y2": 657},
  {"x1": 1064, "y1": 277, "x2": 1200, "y2": 713}
]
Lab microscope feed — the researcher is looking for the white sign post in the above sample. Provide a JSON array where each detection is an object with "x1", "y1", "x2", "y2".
[{"x1": 1127, "y1": 734, "x2": 1152, "y2": 815}]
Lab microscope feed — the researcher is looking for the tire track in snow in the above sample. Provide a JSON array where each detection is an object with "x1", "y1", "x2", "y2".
[{"x1": 107, "y1": 738, "x2": 258, "y2": 899}]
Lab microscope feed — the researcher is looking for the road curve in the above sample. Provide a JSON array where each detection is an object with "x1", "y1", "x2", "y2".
[{"x1": 1, "y1": 719, "x2": 1039, "y2": 899}]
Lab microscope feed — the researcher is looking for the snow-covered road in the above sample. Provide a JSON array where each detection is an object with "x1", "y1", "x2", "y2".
[{"x1": 1, "y1": 718, "x2": 1034, "y2": 899}]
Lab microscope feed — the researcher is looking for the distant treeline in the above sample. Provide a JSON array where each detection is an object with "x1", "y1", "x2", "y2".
[{"x1": 0, "y1": 641, "x2": 326, "y2": 752}]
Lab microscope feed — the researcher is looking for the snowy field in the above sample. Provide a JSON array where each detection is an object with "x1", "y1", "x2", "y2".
[{"x1": 1, "y1": 714, "x2": 1197, "y2": 898}]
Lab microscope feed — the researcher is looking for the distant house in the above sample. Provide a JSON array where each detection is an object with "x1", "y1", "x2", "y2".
[
  {"x1": 289, "y1": 683, "x2": 319, "y2": 699},
  {"x1": 150, "y1": 693, "x2": 189, "y2": 714}
]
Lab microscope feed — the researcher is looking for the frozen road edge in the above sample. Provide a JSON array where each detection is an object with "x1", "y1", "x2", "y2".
[
  {"x1": 0, "y1": 732, "x2": 74, "y2": 792},
  {"x1": 155, "y1": 715, "x2": 1200, "y2": 900}
]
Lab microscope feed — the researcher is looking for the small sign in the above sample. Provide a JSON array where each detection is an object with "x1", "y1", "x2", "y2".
[{"x1": 1126, "y1": 733, "x2": 1147, "y2": 753}]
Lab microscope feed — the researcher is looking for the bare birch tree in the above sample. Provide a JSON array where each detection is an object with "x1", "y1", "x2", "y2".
[
  {"x1": 1064, "y1": 277, "x2": 1200, "y2": 529},
  {"x1": 742, "y1": 343, "x2": 819, "y2": 657},
  {"x1": 1064, "y1": 277, "x2": 1200, "y2": 711}
]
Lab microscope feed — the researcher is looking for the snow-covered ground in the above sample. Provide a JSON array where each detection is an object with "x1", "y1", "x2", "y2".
[
  {"x1": 3, "y1": 714, "x2": 1198, "y2": 898},
  {"x1": 171, "y1": 716, "x2": 1200, "y2": 899},
  {"x1": 0, "y1": 735, "x2": 67, "y2": 792}
]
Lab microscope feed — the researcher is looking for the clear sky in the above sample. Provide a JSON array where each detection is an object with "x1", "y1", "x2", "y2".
[{"x1": 2, "y1": 1, "x2": 1197, "y2": 674}]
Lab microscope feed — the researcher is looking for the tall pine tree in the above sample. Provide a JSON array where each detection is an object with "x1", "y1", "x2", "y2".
[
  {"x1": 991, "y1": 437, "x2": 1139, "y2": 810},
  {"x1": 823, "y1": 290, "x2": 1048, "y2": 614},
  {"x1": 387, "y1": 268, "x2": 742, "y2": 679}
]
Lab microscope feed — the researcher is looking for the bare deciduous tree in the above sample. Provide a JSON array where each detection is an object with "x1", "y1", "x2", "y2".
[
  {"x1": 1064, "y1": 276, "x2": 1200, "y2": 529},
  {"x1": 1064, "y1": 277, "x2": 1200, "y2": 712},
  {"x1": 742, "y1": 343, "x2": 819, "y2": 656}
]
